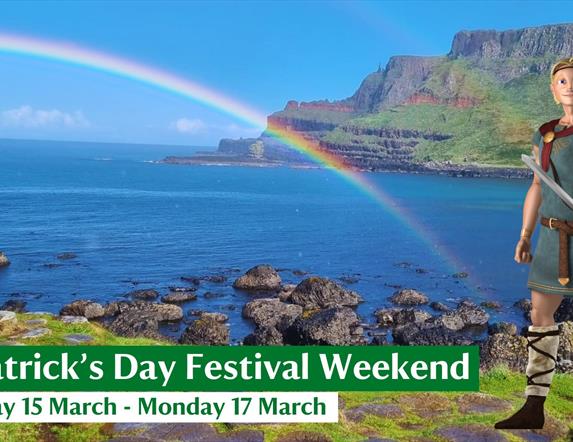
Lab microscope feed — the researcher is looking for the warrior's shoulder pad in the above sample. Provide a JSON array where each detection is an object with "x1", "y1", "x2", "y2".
[{"x1": 539, "y1": 118, "x2": 560, "y2": 135}]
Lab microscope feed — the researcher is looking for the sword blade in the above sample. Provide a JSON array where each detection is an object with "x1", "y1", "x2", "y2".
[{"x1": 521, "y1": 154, "x2": 573, "y2": 211}]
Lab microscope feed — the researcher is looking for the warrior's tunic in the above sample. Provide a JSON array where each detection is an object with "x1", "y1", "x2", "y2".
[{"x1": 528, "y1": 124, "x2": 573, "y2": 296}]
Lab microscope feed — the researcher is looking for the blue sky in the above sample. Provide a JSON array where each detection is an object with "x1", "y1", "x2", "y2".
[{"x1": 0, "y1": 1, "x2": 571, "y2": 146}]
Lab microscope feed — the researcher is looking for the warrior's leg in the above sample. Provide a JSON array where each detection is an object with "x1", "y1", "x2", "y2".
[{"x1": 494, "y1": 290, "x2": 562, "y2": 429}]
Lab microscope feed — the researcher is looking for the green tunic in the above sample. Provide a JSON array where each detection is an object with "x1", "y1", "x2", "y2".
[{"x1": 527, "y1": 124, "x2": 573, "y2": 296}]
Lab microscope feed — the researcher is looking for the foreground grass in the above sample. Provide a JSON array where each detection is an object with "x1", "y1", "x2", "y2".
[{"x1": 0, "y1": 314, "x2": 571, "y2": 441}]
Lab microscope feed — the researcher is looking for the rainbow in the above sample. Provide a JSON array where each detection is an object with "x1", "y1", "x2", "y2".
[{"x1": 0, "y1": 31, "x2": 484, "y2": 296}]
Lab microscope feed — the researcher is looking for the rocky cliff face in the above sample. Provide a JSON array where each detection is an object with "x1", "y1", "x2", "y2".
[
  {"x1": 448, "y1": 24, "x2": 573, "y2": 59},
  {"x1": 220, "y1": 23, "x2": 573, "y2": 171}
]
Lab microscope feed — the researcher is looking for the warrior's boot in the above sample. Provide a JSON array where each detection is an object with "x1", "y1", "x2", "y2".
[{"x1": 494, "y1": 323, "x2": 560, "y2": 429}]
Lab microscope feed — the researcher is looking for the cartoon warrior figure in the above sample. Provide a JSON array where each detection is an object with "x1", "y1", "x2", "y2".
[{"x1": 495, "y1": 57, "x2": 573, "y2": 429}]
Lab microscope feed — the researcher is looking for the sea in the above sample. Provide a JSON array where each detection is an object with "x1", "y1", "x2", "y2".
[{"x1": 0, "y1": 138, "x2": 537, "y2": 343}]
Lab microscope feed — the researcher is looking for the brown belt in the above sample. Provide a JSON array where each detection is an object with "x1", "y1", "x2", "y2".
[{"x1": 540, "y1": 216, "x2": 573, "y2": 286}]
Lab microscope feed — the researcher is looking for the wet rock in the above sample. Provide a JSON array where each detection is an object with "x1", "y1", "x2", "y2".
[
  {"x1": 394, "y1": 308, "x2": 432, "y2": 326},
  {"x1": 555, "y1": 297, "x2": 573, "y2": 322},
  {"x1": 290, "y1": 277, "x2": 363, "y2": 309},
  {"x1": 59, "y1": 315, "x2": 88, "y2": 324},
  {"x1": 389, "y1": 288, "x2": 429, "y2": 306},
  {"x1": 56, "y1": 252, "x2": 77, "y2": 260},
  {"x1": 479, "y1": 333, "x2": 527, "y2": 371},
  {"x1": 107, "y1": 311, "x2": 164, "y2": 340},
  {"x1": 20, "y1": 328, "x2": 51, "y2": 339},
  {"x1": 43, "y1": 263, "x2": 63, "y2": 269},
  {"x1": 64, "y1": 333, "x2": 95, "y2": 344},
  {"x1": 276, "y1": 431, "x2": 332, "y2": 442},
  {"x1": 0, "y1": 252, "x2": 10, "y2": 267},
  {"x1": 513, "y1": 298, "x2": 531, "y2": 313},
  {"x1": 488, "y1": 322, "x2": 518, "y2": 336},
  {"x1": 278, "y1": 284, "x2": 297, "y2": 302},
  {"x1": 343, "y1": 403, "x2": 403, "y2": 423},
  {"x1": 242, "y1": 298, "x2": 302, "y2": 329},
  {"x1": 480, "y1": 300, "x2": 502, "y2": 309},
  {"x1": 104, "y1": 301, "x2": 183, "y2": 322},
  {"x1": 180, "y1": 276, "x2": 201, "y2": 285},
  {"x1": 284, "y1": 307, "x2": 365, "y2": 345},
  {"x1": 369, "y1": 334, "x2": 388, "y2": 345},
  {"x1": 233, "y1": 264, "x2": 282, "y2": 291},
  {"x1": 60, "y1": 300, "x2": 105, "y2": 319},
  {"x1": 438, "y1": 300, "x2": 489, "y2": 331},
  {"x1": 243, "y1": 326, "x2": 284, "y2": 346},
  {"x1": 429, "y1": 301, "x2": 450, "y2": 312},
  {"x1": 0, "y1": 299, "x2": 27, "y2": 313},
  {"x1": 374, "y1": 307, "x2": 402, "y2": 327},
  {"x1": 394, "y1": 261, "x2": 413, "y2": 268},
  {"x1": 180, "y1": 316, "x2": 229, "y2": 345},
  {"x1": 374, "y1": 307, "x2": 430, "y2": 327},
  {"x1": 161, "y1": 291, "x2": 197, "y2": 304},
  {"x1": 128, "y1": 289, "x2": 159, "y2": 300},
  {"x1": 435, "y1": 424, "x2": 507, "y2": 441},
  {"x1": 339, "y1": 275, "x2": 359, "y2": 284},
  {"x1": 202, "y1": 275, "x2": 227, "y2": 283},
  {"x1": 199, "y1": 312, "x2": 228, "y2": 323},
  {"x1": 393, "y1": 320, "x2": 475, "y2": 346}
]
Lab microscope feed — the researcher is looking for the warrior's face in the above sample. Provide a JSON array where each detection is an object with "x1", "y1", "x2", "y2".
[{"x1": 550, "y1": 67, "x2": 573, "y2": 107}]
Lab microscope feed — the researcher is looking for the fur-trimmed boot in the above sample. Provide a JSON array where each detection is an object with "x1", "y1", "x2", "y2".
[{"x1": 494, "y1": 323, "x2": 560, "y2": 429}]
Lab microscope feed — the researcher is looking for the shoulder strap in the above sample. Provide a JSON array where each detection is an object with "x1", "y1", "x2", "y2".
[{"x1": 540, "y1": 118, "x2": 560, "y2": 171}]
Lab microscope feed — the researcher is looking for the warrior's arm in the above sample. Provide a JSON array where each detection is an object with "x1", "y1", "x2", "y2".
[{"x1": 521, "y1": 144, "x2": 542, "y2": 238}]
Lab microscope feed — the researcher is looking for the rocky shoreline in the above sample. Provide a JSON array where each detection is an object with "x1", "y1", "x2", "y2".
[
  {"x1": 158, "y1": 155, "x2": 533, "y2": 180},
  {"x1": 2, "y1": 263, "x2": 572, "y2": 374}
]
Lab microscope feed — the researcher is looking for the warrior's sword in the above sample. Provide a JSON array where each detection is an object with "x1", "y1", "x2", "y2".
[{"x1": 521, "y1": 154, "x2": 573, "y2": 211}]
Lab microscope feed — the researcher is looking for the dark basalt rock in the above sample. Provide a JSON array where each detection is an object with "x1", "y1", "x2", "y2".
[
  {"x1": 233, "y1": 264, "x2": 282, "y2": 292},
  {"x1": 242, "y1": 298, "x2": 302, "y2": 329},
  {"x1": 128, "y1": 289, "x2": 159, "y2": 300},
  {"x1": 104, "y1": 300, "x2": 183, "y2": 322},
  {"x1": 389, "y1": 288, "x2": 429, "y2": 306},
  {"x1": 0, "y1": 252, "x2": 10, "y2": 268},
  {"x1": 0, "y1": 299, "x2": 27, "y2": 313},
  {"x1": 161, "y1": 291, "x2": 197, "y2": 304},
  {"x1": 60, "y1": 300, "x2": 105, "y2": 319},
  {"x1": 179, "y1": 316, "x2": 229, "y2": 345},
  {"x1": 392, "y1": 320, "x2": 475, "y2": 346},
  {"x1": 479, "y1": 333, "x2": 528, "y2": 371},
  {"x1": 488, "y1": 322, "x2": 518, "y2": 336},
  {"x1": 289, "y1": 277, "x2": 363, "y2": 309},
  {"x1": 243, "y1": 326, "x2": 284, "y2": 346},
  {"x1": 439, "y1": 300, "x2": 489, "y2": 330},
  {"x1": 283, "y1": 307, "x2": 365, "y2": 346},
  {"x1": 375, "y1": 307, "x2": 432, "y2": 328},
  {"x1": 107, "y1": 311, "x2": 166, "y2": 341},
  {"x1": 429, "y1": 301, "x2": 450, "y2": 312}
]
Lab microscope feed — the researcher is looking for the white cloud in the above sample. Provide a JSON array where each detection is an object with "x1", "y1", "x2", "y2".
[
  {"x1": 169, "y1": 117, "x2": 262, "y2": 139},
  {"x1": 171, "y1": 117, "x2": 207, "y2": 134},
  {"x1": 0, "y1": 105, "x2": 91, "y2": 128}
]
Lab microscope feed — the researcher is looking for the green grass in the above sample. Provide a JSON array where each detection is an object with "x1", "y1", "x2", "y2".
[
  {"x1": 0, "y1": 313, "x2": 169, "y2": 346},
  {"x1": 281, "y1": 57, "x2": 564, "y2": 168},
  {"x1": 1, "y1": 314, "x2": 571, "y2": 441}
]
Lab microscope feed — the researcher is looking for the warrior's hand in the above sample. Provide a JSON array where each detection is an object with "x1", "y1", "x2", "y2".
[{"x1": 514, "y1": 238, "x2": 532, "y2": 264}]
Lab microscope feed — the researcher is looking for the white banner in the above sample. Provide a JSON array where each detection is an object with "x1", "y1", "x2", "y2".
[{"x1": 0, "y1": 391, "x2": 339, "y2": 423}]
